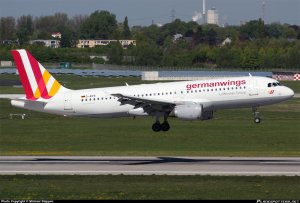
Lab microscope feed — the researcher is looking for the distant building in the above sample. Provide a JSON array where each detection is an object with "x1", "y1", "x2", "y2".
[
  {"x1": 207, "y1": 8, "x2": 219, "y2": 25},
  {"x1": 173, "y1": 34, "x2": 183, "y2": 42},
  {"x1": 29, "y1": 40, "x2": 60, "y2": 48},
  {"x1": 76, "y1": 39, "x2": 136, "y2": 48},
  {"x1": 221, "y1": 37, "x2": 232, "y2": 46},
  {"x1": 51, "y1": 32, "x2": 61, "y2": 39},
  {"x1": 2, "y1": 39, "x2": 19, "y2": 45}
]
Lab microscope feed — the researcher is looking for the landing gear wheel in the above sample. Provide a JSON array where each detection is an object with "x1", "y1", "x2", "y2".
[
  {"x1": 161, "y1": 121, "x2": 170, "y2": 131},
  {"x1": 152, "y1": 122, "x2": 161, "y2": 132},
  {"x1": 252, "y1": 107, "x2": 262, "y2": 124},
  {"x1": 254, "y1": 117, "x2": 261, "y2": 124}
]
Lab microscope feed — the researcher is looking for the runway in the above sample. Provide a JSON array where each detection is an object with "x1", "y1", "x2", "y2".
[{"x1": 0, "y1": 156, "x2": 299, "y2": 176}]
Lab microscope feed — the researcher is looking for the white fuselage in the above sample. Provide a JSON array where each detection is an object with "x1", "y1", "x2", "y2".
[{"x1": 11, "y1": 76, "x2": 294, "y2": 118}]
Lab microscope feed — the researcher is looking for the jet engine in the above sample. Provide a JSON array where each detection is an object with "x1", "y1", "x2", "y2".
[{"x1": 173, "y1": 103, "x2": 213, "y2": 120}]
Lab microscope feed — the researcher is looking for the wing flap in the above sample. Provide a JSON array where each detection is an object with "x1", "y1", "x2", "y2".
[{"x1": 111, "y1": 93, "x2": 178, "y2": 114}]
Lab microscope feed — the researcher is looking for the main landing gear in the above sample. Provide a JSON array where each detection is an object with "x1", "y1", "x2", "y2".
[
  {"x1": 252, "y1": 107, "x2": 262, "y2": 124},
  {"x1": 152, "y1": 113, "x2": 170, "y2": 132}
]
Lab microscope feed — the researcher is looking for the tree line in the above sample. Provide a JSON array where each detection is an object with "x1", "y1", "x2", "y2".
[{"x1": 0, "y1": 10, "x2": 299, "y2": 69}]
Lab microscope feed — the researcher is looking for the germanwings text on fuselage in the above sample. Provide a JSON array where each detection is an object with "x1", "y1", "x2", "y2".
[{"x1": 186, "y1": 80, "x2": 246, "y2": 90}]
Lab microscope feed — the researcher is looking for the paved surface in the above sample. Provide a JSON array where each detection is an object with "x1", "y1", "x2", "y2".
[{"x1": 0, "y1": 156, "x2": 299, "y2": 176}]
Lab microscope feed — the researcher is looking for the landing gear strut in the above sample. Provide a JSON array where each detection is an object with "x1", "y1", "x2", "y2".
[
  {"x1": 252, "y1": 107, "x2": 262, "y2": 124},
  {"x1": 151, "y1": 113, "x2": 170, "y2": 132}
]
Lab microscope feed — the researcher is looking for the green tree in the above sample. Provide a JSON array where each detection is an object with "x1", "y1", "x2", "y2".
[
  {"x1": 240, "y1": 47, "x2": 263, "y2": 69},
  {"x1": 107, "y1": 42, "x2": 123, "y2": 64},
  {"x1": 60, "y1": 27, "x2": 76, "y2": 48},
  {"x1": 122, "y1": 16, "x2": 131, "y2": 39},
  {"x1": 134, "y1": 42, "x2": 162, "y2": 66},
  {"x1": 16, "y1": 15, "x2": 34, "y2": 44},
  {"x1": 239, "y1": 19, "x2": 265, "y2": 40},
  {"x1": 0, "y1": 17, "x2": 16, "y2": 41},
  {"x1": 80, "y1": 10, "x2": 117, "y2": 39}
]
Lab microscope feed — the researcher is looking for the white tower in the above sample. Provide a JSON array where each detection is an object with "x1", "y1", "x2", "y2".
[{"x1": 202, "y1": 0, "x2": 206, "y2": 24}]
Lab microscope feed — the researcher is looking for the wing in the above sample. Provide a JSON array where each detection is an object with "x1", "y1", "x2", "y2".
[{"x1": 111, "y1": 93, "x2": 182, "y2": 115}]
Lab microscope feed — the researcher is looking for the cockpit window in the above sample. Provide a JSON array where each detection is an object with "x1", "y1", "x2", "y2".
[{"x1": 268, "y1": 82, "x2": 282, "y2": 87}]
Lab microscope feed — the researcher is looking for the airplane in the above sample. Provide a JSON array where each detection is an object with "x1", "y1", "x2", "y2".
[{"x1": 10, "y1": 49, "x2": 294, "y2": 132}]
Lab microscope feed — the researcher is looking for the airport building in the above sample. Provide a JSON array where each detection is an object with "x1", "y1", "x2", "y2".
[
  {"x1": 76, "y1": 39, "x2": 136, "y2": 48},
  {"x1": 29, "y1": 40, "x2": 60, "y2": 48}
]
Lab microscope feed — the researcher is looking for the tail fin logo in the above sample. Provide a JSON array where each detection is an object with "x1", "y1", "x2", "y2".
[{"x1": 11, "y1": 49, "x2": 62, "y2": 100}]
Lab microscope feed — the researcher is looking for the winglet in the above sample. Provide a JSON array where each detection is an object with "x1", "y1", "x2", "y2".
[{"x1": 249, "y1": 73, "x2": 252, "y2": 77}]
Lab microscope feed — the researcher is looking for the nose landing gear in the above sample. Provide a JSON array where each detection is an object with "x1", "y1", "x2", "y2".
[{"x1": 252, "y1": 107, "x2": 262, "y2": 124}]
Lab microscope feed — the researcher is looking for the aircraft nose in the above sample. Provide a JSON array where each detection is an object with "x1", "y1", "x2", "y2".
[{"x1": 285, "y1": 87, "x2": 294, "y2": 98}]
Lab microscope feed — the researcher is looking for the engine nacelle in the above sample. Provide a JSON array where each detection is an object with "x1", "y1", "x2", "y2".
[
  {"x1": 173, "y1": 104, "x2": 214, "y2": 120},
  {"x1": 174, "y1": 103, "x2": 202, "y2": 120}
]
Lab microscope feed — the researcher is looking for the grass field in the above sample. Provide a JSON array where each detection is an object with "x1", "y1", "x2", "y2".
[
  {"x1": 0, "y1": 75, "x2": 299, "y2": 156},
  {"x1": 0, "y1": 175, "x2": 299, "y2": 200}
]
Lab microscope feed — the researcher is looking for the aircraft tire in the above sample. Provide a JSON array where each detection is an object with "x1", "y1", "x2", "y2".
[
  {"x1": 161, "y1": 121, "x2": 170, "y2": 131},
  {"x1": 152, "y1": 122, "x2": 161, "y2": 132},
  {"x1": 254, "y1": 117, "x2": 261, "y2": 124}
]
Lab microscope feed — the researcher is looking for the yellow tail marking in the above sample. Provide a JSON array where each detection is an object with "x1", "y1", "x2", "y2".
[
  {"x1": 34, "y1": 88, "x2": 41, "y2": 98},
  {"x1": 49, "y1": 80, "x2": 61, "y2": 96},
  {"x1": 42, "y1": 70, "x2": 51, "y2": 84}
]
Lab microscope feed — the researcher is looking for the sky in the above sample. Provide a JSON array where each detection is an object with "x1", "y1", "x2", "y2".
[{"x1": 0, "y1": 0, "x2": 299, "y2": 26}]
